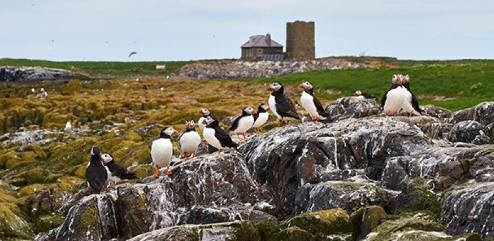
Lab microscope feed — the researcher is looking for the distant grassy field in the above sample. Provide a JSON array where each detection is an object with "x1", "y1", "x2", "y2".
[
  {"x1": 259, "y1": 59, "x2": 494, "y2": 111},
  {"x1": 2, "y1": 57, "x2": 493, "y2": 111},
  {"x1": 0, "y1": 58, "x2": 194, "y2": 77}
]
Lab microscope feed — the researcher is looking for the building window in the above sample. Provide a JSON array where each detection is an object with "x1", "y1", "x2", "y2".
[{"x1": 257, "y1": 49, "x2": 263, "y2": 56}]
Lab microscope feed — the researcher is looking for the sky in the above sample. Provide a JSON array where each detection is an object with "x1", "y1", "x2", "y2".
[{"x1": 1, "y1": 0, "x2": 493, "y2": 61}]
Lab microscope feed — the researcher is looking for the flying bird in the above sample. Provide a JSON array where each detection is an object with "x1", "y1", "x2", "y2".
[{"x1": 128, "y1": 52, "x2": 137, "y2": 58}]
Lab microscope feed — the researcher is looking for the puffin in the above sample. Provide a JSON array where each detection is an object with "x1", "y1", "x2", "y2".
[
  {"x1": 266, "y1": 81, "x2": 299, "y2": 126},
  {"x1": 353, "y1": 90, "x2": 377, "y2": 100},
  {"x1": 381, "y1": 74, "x2": 406, "y2": 116},
  {"x1": 151, "y1": 126, "x2": 179, "y2": 178},
  {"x1": 401, "y1": 74, "x2": 423, "y2": 116},
  {"x1": 85, "y1": 146, "x2": 107, "y2": 194},
  {"x1": 252, "y1": 104, "x2": 270, "y2": 134},
  {"x1": 197, "y1": 108, "x2": 218, "y2": 133},
  {"x1": 101, "y1": 153, "x2": 138, "y2": 183},
  {"x1": 202, "y1": 116, "x2": 237, "y2": 152},
  {"x1": 229, "y1": 106, "x2": 257, "y2": 140},
  {"x1": 179, "y1": 120, "x2": 202, "y2": 161},
  {"x1": 298, "y1": 80, "x2": 329, "y2": 121}
]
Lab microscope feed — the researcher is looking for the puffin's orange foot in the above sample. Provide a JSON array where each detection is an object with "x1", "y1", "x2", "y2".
[
  {"x1": 165, "y1": 171, "x2": 172, "y2": 176},
  {"x1": 255, "y1": 128, "x2": 262, "y2": 134},
  {"x1": 185, "y1": 156, "x2": 189, "y2": 161},
  {"x1": 153, "y1": 170, "x2": 161, "y2": 179}
]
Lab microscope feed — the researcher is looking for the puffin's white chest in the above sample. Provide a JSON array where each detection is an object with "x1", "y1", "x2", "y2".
[
  {"x1": 203, "y1": 127, "x2": 222, "y2": 150},
  {"x1": 300, "y1": 92, "x2": 318, "y2": 119},
  {"x1": 105, "y1": 166, "x2": 121, "y2": 183},
  {"x1": 268, "y1": 95, "x2": 281, "y2": 119},
  {"x1": 151, "y1": 138, "x2": 173, "y2": 167},
  {"x1": 198, "y1": 117, "x2": 206, "y2": 132},
  {"x1": 234, "y1": 115, "x2": 254, "y2": 133},
  {"x1": 383, "y1": 87, "x2": 405, "y2": 115},
  {"x1": 253, "y1": 112, "x2": 269, "y2": 128},
  {"x1": 180, "y1": 131, "x2": 202, "y2": 154}
]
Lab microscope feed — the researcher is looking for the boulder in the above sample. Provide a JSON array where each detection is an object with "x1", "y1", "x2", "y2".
[
  {"x1": 0, "y1": 66, "x2": 90, "y2": 83},
  {"x1": 441, "y1": 182, "x2": 494, "y2": 240},
  {"x1": 324, "y1": 97, "x2": 381, "y2": 122},
  {"x1": 381, "y1": 146, "x2": 494, "y2": 191},
  {"x1": 240, "y1": 118, "x2": 430, "y2": 218},
  {"x1": 350, "y1": 206, "x2": 388, "y2": 241},
  {"x1": 448, "y1": 120, "x2": 489, "y2": 144}
]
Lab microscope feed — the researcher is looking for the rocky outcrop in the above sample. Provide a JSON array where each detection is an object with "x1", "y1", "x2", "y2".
[
  {"x1": 0, "y1": 66, "x2": 90, "y2": 83},
  {"x1": 25, "y1": 100, "x2": 494, "y2": 240},
  {"x1": 441, "y1": 182, "x2": 494, "y2": 240},
  {"x1": 178, "y1": 59, "x2": 364, "y2": 79}
]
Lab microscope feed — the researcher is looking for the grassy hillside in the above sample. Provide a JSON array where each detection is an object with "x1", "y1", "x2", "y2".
[
  {"x1": 2, "y1": 57, "x2": 493, "y2": 111},
  {"x1": 0, "y1": 58, "x2": 194, "y2": 77},
  {"x1": 260, "y1": 59, "x2": 494, "y2": 111}
]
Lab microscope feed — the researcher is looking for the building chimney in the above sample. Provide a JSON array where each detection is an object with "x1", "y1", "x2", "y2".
[{"x1": 266, "y1": 33, "x2": 271, "y2": 47}]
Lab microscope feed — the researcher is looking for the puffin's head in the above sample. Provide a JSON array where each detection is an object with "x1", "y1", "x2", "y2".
[
  {"x1": 298, "y1": 81, "x2": 313, "y2": 91},
  {"x1": 101, "y1": 153, "x2": 114, "y2": 164},
  {"x1": 243, "y1": 106, "x2": 257, "y2": 115},
  {"x1": 267, "y1": 81, "x2": 283, "y2": 92},
  {"x1": 185, "y1": 119, "x2": 196, "y2": 130},
  {"x1": 160, "y1": 126, "x2": 180, "y2": 138},
  {"x1": 391, "y1": 74, "x2": 398, "y2": 85},
  {"x1": 354, "y1": 90, "x2": 362, "y2": 96},
  {"x1": 202, "y1": 116, "x2": 216, "y2": 125},
  {"x1": 91, "y1": 146, "x2": 101, "y2": 156},
  {"x1": 259, "y1": 103, "x2": 269, "y2": 112},
  {"x1": 403, "y1": 74, "x2": 410, "y2": 84},
  {"x1": 198, "y1": 107, "x2": 211, "y2": 116}
]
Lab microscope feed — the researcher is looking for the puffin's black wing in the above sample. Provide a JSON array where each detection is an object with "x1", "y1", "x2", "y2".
[
  {"x1": 253, "y1": 113, "x2": 260, "y2": 122},
  {"x1": 214, "y1": 127, "x2": 238, "y2": 148},
  {"x1": 86, "y1": 162, "x2": 108, "y2": 194},
  {"x1": 313, "y1": 96, "x2": 329, "y2": 117},
  {"x1": 380, "y1": 91, "x2": 388, "y2": 108},
  {"x1": 275, "y1": 94, "x2": 300, "y2": 119},
  {"x1": 229, "y1": 116, "x2": 241, "y2": 132},
  {"x1": 107, "y1": 162, "x2": 137, "y2": 180},
  {"x1": 210, "y1": 114, "x2": 219, "y2": 121},
  {"x1": 362, "y1": 93, "x2": 377, "y2": 99},
  {"x1": 411, "y1": 93, "x2": 423, "y2": 113}
]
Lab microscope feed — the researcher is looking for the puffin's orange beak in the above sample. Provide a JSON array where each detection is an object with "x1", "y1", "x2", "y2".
[
  {"x1": 265, "y1": 86, "x2": 270, "y2": 91},
  {"x1": 253, "y1": 110, "x2": 258, "y2": 114},
  {"x1": 298, "y1": 83, "x2": 303, "y2": 89},
  {"x1": 353, "y1": 92, "x2": 357, "y2": 96},
  {"x1": 173, "y1": 130, "x2": 180, "y2": 137},
  {"x1": 197, "y1": 109, "x2": 202, "y2": 114}
]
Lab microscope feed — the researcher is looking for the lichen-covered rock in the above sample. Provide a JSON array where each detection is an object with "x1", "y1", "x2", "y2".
[
  {"x1": 448, "y1": 120, "x2": 489, "y2": 144},
  {"x1": 324, "y1": 97, "x2": 381, "y2": 122},
  {"x1": 0, "y1": 66, "x2": 90, "y2": 83},
  {"x1": 0, "y1": 203, "x2": 34, "y2": 240},
  {"x1": 389, "y1": 178, "x2": 441, "y2": 215},
  {"x1": 293, "y1": 181, "x2": 399, "y2": 215},
  {"x1": 441, "y1": 182, "x2": 494, "y2": 240},
  {"x1": 241, "y1": 118, "x2": 430, "y2": 218},
  {"x1": 282, "y1": 208, "x2": 352, "y2": 238},
  {"x1": 361, "y1": 217, "x2": 444, "y2": 241},
  {"x1": 350, "y1": 206, "x2": 388, "y2": 241},
  {"x1": 450, "y1": 101, "x2": 494, "y2": 125},
  {"x1": 381, "y1": 146, "x2": 494, "y2": 191},
  {"x1": 127, "y1": 221, "x2": 261, "y2": 241}
]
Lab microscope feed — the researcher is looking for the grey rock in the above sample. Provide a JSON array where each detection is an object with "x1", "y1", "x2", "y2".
[
  {"x1": 448, "y1": 120, "x2": 484, "y2": 143},
  {"x1": 450, "y1": 102, "x2": 494, "y2": 125},
  {"x1": 441, "y1": 182, "x2": 494, "y2": 240},
  {"x1": 324, "y1": 97, "x2": 381, "y2": 122},
  {"x1": 0, "y1": 66, "x2": 90, "y2": 83}
]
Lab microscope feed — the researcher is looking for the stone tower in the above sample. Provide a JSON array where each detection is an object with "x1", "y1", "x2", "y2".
[{"x1": 286, "y1": 21, "x2": 315, "y2": 60}]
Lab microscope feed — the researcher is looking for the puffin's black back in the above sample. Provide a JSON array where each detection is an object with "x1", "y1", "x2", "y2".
[
  {"x1": 86, "y1": 147, "x2": 108, "y2": 194},
  {"x1": 105, "y1": 160, "x2": 138, "y2": 180}
]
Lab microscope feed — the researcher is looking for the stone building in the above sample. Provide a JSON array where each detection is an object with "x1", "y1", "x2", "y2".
[
  {"x1": 241, "y1": 34, "x2": 284, "y2": 60},
  {"x1": 286, "y1": 21, "x2": 315, "y2": 60}
]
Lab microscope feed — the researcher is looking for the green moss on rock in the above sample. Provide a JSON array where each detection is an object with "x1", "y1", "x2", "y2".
[
  {"x1": 282, "y1": 208, "x2": 352, "y2": 236},
  {"x1": 35, "y1": 214, "x2": 66, "y2": 233},
  {"x1": 256, "y1": 220, "x2": 281, "y2": 241},
  {"x1": 81, "y1": 207, "x2": 97, "y2": 226},
  {"x1": 0, "y1": 203, "x2": 34, "y2": 240},
  {"x1": 351, "y1": 206, "x2": 388, "y2": 241}
]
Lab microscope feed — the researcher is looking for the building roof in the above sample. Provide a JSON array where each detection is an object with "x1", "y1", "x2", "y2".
[{"x1": 241, "y1": 35, "x2": 283, "y2": 48}]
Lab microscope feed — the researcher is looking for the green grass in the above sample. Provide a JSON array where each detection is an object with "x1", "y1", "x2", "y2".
[
  {"x1": 0, "y1": 58, "x2": 195, "y2": 78},
  {"x1": 2, "y1": 57, "x2": 494, "y2": 111},
  {"x1": 258, "y1": 59, "x2": 494, "y2": 111}
]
